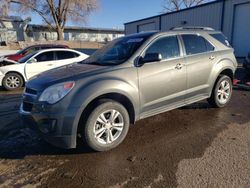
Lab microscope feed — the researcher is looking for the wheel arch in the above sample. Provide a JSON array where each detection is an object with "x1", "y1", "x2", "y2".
[
  {"x1": 78, "y1": 92, "x2": 136, "y2": 126},
  {"x1": 209, "y1": 67, "x2": 234, "y2": 97},
  {"x1": 75, "y1": 92, "x2": 136, "y2": 146},
  {"x1": 218, "y1": 69, "x2": 234, "y2": 82}
]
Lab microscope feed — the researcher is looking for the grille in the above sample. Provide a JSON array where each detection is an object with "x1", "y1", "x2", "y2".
[
  {"x1": 22, "y1": 102, "x2": 33, "y2": 112},
  {"x1": 25, "y1": 87, "x2": 37, "y2": 95}
]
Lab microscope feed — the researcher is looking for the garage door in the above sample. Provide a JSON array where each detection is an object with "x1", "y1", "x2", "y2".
[
  {"x1": 232, "y1": 3, "x2": 250, "y2": 57},
  {"x1": 138, "y1": 22, "x2": 156, "y2": 33}
]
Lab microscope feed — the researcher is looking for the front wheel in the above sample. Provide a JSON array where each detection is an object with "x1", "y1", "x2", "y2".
[
  {"x1": 81, "y1": 101, "x2": 130, "y2": 151},
  {"x1": 208, "y1": 75, "x2": 233, "y2": 108},
  {"x1": 3, "y1": 73, "x2": 24, "y2": 91}
]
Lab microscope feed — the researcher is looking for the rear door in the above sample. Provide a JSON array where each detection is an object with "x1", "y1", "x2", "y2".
[
  {"x1": 54, "y1": 50, "x2": 81, "y2": 68},
  {"x1": 24, "y1": 51, "x2": 56, "y2": 79},
  {"x1": 181, "y1": 34, "x2": 218, "y2": 103}
]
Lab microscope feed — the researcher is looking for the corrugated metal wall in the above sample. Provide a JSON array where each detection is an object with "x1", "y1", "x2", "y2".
[
  {"x1": 124, "y1": 0, "x2": 250, "y2": 57},
  {"x1": 125, "y1": 1, "x2": 224, "y2": 35},
  {"x1": 125, "y1": 0, "x2": 250, "y2": 40},
  {"x1": 125, "y1": 17, "x2": 160, "y2": 34},
  {"x1": 160, "y1": 1, "x2": 223, "y2": 31}
]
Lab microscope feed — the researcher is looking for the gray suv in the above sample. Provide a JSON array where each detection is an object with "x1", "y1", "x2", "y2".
[{"x1": 20, "y1": 28, "x2": 237, "y2": 151}]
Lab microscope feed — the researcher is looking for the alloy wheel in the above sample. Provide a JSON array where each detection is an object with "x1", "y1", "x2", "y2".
[
  {"x1": 217, "y1": 80, "x2": 231, "y2": 104},
  {"x1": 93, "y1": 109, "x2": 124, "y2": 145},
  {"x1": 6, "y1": 76, "x2": 21, "y2": 89}
]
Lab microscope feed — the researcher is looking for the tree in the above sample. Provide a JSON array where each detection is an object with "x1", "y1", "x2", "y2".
[
  {"x1": 0, "y1": 0, "x2": 10, "y2": 16},
  {"x1": 163, "y1": 0, "x2": 214, "y2": 12},
  {"x1": 5, "y1": 0, "x2": 98, "y2": 40}
]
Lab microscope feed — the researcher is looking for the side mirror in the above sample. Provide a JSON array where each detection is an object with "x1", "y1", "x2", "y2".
[
  {"x1": 27, "y1": 58, "x2": 37, "y2": 64},
  {"x1": 140, "y1": 53, "x2": 162, "y2": 65}
]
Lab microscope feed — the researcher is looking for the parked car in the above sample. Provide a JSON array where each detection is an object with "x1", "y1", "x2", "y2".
[
  {"x1": 0, "y1": 49, "x2": 88, "y2": 90},
  {"x1": 20, "y1": 28, "x2": 237, "y2": 151},
  {"x1": 243, "y1": 53, "x2": 250, "y2": 74},
  {"x1": 0, "y1": 44, "x2": 69, "y2": 63}
]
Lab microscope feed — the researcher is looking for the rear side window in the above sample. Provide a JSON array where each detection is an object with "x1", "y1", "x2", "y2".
[
  {"x1": 56, "y1": 51, "x2": 79, "y2": 60},
  {"x1": 36, "y1": 51, "x2": 54, "y2": 62},
  {"x1": 145, "y1": 36, "x2": 180, "y2": 59},
  {"x1": 210, "y1": 33, "x2": 230, "y2": 47},
  {"x1": 182, "y1": 35, "x2": 214, "y2": 55}
]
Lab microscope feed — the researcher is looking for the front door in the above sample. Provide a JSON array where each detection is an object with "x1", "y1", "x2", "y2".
[
  {"x1": 138, "y1": 35, "x2": 187, "y2": 117},
  {"x1": 24, "y1": 51, "x2": 56, "y2": 79}
]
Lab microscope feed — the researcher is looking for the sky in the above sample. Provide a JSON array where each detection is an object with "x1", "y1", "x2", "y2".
[{"x1": 25, "y1": 0, "x2": 165, "y2": 29}]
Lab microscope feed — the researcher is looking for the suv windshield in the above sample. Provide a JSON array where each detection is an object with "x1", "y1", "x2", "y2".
[{"x1": 83, "y1": 34, "x2": 153, "y2": 65}]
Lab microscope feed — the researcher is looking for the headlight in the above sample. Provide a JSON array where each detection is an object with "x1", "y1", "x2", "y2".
[{"x1": 39, "y1": 81, "x2": 75, "y2": 104}]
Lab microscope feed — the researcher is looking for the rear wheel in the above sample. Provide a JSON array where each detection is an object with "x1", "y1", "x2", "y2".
[
  {"x1": 80, "y1": 100, "x2": 130, "y2": 151},
  {"x1": 208, "y1": 75, "x2": 232, "y2": 108},
  {"x1": 3, "y1": 73, "x2": 24, "y2": 91}
]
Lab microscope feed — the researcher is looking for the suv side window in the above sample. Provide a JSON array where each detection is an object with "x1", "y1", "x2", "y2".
[
  {"x1": 56, "y1": 51, "x2": 79, "y2": 60},
  {"x1": 35, "y1": 51, "x2": 55, "y2": 62},
  {"x1": 145, "y1": 36, "x2": 180, "y2": 60},
  {"x1": 210, "y1": 33, "x2": 231, "y2": 47},
  {"x1": 182, "y1": 34, "x2": 214, "y2": 55}
]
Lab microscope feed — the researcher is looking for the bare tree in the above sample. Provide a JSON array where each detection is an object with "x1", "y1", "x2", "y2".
[
  {"x1": 163, "y1": 0, "x2": 214, "y2": 12},
  {"x1": 0, "y1": 0, "x2": 11, "y2": 16},
  {"x1": 5, "y1": 0, "x2": 99, "y2": 40}
]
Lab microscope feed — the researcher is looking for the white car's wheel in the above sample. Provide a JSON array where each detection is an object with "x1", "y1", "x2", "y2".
[{"x1": 3, "y1": 73, "x2": 24, "y2": 91}]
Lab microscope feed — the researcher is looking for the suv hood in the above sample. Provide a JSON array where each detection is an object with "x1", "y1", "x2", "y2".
[{"x1": 26, "y1": 63, "x2": 108, "y2": 91}]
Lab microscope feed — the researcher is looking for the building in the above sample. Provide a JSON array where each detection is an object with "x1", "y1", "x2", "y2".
[
  {"x1": 0, "y1": 16, "x2": 30, "y2": 42},
  {"x1": 125, "y1": 0, "x2": 250, "y2": 57},
  {"x1": 26, "y1": 24, "x2": 124, "y2": 42},
  {"x1": 0, "y1": 16, "x2": 124, "y2": 44}
]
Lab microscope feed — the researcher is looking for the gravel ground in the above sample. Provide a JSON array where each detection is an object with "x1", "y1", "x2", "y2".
[
  {"x1": 0, "y1": 69, "x2": 249, "y2": 188},
  {"x1": 176, "y1": 123, "x2": 250, "y2": 188}
]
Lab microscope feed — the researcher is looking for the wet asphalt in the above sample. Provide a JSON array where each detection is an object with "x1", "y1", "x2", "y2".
[{"x1": 0, "y1": 67, "x2": 249, "y2": 188}]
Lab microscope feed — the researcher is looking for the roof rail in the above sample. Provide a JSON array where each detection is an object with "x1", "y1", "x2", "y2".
[
  {"x1": 139, "y1": 30, "x2": 159, "y2": 33},
  {"x1": 170, "y1": 26, "x2": 215, "y2": 31}
]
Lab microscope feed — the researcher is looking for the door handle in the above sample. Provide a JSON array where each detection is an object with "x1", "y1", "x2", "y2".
[
  {"x1": 47, "y1": 64, "x2": 53, "y2": 66},
  {"x1": 209, "y1": 56, "x2": 215, "y2": 60},
  {"x1": 175, "y1": 63, "x2": 183, "y2": 70}
]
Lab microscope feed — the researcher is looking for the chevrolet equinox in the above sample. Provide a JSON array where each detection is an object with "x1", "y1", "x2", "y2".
[{"x1": 20, "y1": 28, "x2": 237, "y2": 151}]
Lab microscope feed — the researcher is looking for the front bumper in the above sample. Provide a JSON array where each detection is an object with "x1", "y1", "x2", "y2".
[
  {"x1": 0, "y1": 74, "x2": 4, "y2": 86},
  {"x1": 20, "y1": 99, "x2": 79, "y2": 149},
  {"x1": 21, "y1": 112, "x2": 75, "y2": 149}
]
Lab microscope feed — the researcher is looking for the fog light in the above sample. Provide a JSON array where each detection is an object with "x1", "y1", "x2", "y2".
[{"x1": 38, "y1": 119, "x2": 57, "y2": 134}]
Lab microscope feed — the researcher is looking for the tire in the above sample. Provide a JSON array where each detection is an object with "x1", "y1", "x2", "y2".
[
  {"x1": 81, "y1": 100, "x2": 130, "y2": 152},
  {"x1": 208, "y1": 75, "x2": 233, "y2": 108},
  {"x1": 3, "y1": 73, "x2": 24, "y2": 91}
]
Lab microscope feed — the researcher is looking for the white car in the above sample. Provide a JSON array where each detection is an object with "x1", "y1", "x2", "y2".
[{"x1": 0, "y1": 48, "x2": 88, "y2": 90}]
